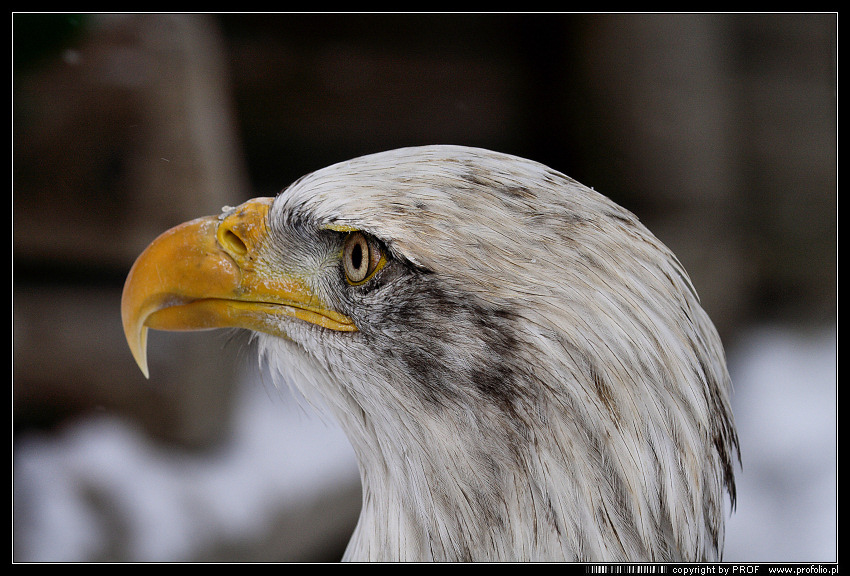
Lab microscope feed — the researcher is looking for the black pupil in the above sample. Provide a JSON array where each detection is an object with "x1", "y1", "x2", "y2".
[{"x1": 351, "y1": 242, "x2": 363, "y2": 270}]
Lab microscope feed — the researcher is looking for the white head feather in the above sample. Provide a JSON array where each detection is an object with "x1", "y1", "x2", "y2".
[{"x1": 254, "y1": 145, "x2": 738, "y2": 561}]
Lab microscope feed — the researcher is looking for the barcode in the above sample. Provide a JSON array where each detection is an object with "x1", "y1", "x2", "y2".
[{"x1": 586, "y1": 566, "x2": 668, "y2": 574}]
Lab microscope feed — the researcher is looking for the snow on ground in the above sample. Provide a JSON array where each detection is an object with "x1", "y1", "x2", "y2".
[
  {"x1": 723, "y1": 325, "x2": 836, "y2": 562},
  {"x1": 13, "y1": 324, "x2": 836, "y2": 562},
  {"x1": 13, "y1": 372, "x2": 359, "y2": 562}
]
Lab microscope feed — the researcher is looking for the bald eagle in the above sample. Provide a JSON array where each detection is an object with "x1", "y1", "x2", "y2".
[{"x1": 122, "y1": 145, "x2": 738, "y2": 562}]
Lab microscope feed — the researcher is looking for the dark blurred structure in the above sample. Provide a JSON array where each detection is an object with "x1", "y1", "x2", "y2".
[{"x1": 13, "y1": 13, "x2": 836, "y2": 562}]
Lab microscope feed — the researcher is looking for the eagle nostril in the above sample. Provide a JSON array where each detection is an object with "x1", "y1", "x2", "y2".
[{"x1": 220, "y1": 227, "x2": 248, "y2": 257}]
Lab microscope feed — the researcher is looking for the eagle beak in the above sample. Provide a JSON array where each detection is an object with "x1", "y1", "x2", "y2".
[{"x1": 121, "y1": 197, "x2": 357, "y2": 378}]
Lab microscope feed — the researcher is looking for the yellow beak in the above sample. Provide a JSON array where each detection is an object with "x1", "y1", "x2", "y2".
[{"x1": 121, "y1": 197, "x2": 357, "y2": 378}]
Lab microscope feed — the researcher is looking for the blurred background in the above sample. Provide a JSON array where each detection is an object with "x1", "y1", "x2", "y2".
[{"x1": 13, "y1": 13, "x2": 836, "y2": 562}]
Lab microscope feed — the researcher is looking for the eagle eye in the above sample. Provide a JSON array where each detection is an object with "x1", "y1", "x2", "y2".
[{"x1": 343, "y1": 232, "x2": 385, "y2": 285}]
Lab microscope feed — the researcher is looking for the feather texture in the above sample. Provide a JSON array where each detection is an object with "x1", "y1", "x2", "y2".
[{"x1": 251, "y1": 145, "x2": 738, "y2": 561}]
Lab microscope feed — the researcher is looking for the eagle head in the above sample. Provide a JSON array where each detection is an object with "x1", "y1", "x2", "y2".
[{"x1": 122, "y1": 145, "x2": 738, "y2": 562}]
